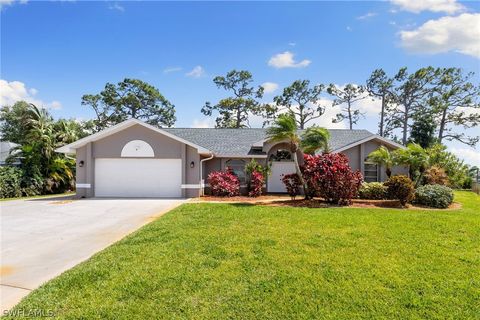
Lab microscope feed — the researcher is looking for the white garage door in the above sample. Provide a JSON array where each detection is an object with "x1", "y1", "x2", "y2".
[
  {"x1": 267, "y1": 161, "x2": 297, "y2": 193},
  {"x1": 94, "y1": 158, "x2": 182, "y2": 198}
]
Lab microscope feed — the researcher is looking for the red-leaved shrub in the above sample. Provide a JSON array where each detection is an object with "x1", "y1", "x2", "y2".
[
  {"x1": 282, "y1": 173, "x2": 302, "y2": 200},
  {"x1": 248, "y1": 170, "x2": 264, "y2": 197},
  {"x1": 302, "y1": 153, "x2": 363, "y2": 205},
  {"x1": 207, "y1": 168, "x2": 240, "y2": 197}
]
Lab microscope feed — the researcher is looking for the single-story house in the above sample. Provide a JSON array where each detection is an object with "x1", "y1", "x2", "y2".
[
  {"x1": 56, "y1": 118, "x2": 407, "y2": 198},
  {"x1": 0, "y1": 141, "x2": 20, "y2": 166}
]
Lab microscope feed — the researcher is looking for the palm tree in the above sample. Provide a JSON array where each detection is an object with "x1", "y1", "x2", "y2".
[
  {"x1": 266, "y1": 114, "x2": 330, "y2": 199},
  {"x1": 266, "y1": 114, "x2": 308, "y2": 197},
  {"x1": 367, "y1": 146, "x2": 396, "y2": 178},
  {"x1": 300, "y1": 126, "x2": 330, "y2": 154},
  {"x1": 393, "y1": 143, "x2": 429, "y2": 186}
]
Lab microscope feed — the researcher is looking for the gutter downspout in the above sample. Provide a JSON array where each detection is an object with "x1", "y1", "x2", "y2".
[{"x1": 199, "y1": 153, "x2": 214, "y2": 196}]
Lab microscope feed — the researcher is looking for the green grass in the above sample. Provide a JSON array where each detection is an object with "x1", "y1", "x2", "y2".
[
  {"x1": 4, "y1": 192, "x2": 479, "y2": 319},
  {"x1": 0, "y1": 191, "x2": 75, "y2": 202}
]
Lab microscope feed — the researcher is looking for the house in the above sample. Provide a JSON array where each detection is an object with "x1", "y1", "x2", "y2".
[
  {"x1": 0, "y1": 141, "x2": 20, "y2": 166},
  {"x1": 56, "y1": 118, "x2": 407, "y2": 198}
]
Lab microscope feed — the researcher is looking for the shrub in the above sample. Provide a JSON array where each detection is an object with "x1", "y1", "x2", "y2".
[
  {"x1": 207, "y1": 169, "x2": 240, "y2": 197},
  {"x1": 358, "y1": 182, "x2": 387, "y2": 200},
  {"x1": 282, "y1": 173, "x2": 301, "y2": 200},
  {"x1": 424, "y1": 165, "x2": 449, "y2": 186},
  {"x1": 248, "y1": 170, "x2": 264, "y2": 197},
  {"x1": 0, "y1": 166, "x2": 23, "y2": 198},
  {"x1": 384, "y1": 175, "x2": 415, "y2": 206},
  {"x1": 302, "y1": 153, "x2": 363, "y2": 205},
  {"x1": 413, "y1": 184, "x2": 454, "y2": 208}
]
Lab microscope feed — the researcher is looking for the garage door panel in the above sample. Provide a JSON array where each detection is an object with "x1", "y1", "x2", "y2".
[{"x1": 95, "y1": 159, "x2": 182, "y2": 198}]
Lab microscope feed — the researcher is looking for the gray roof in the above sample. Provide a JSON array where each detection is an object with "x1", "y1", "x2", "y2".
[{"x1": 163, "y1": 128, "x2": 375, "y2": 156}]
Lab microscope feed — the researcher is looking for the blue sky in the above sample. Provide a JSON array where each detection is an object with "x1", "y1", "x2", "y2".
[{"x1": 1, "y1": 0, "x2": 479, "y2": 165}]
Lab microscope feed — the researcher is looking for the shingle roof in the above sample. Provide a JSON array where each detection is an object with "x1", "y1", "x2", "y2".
[{"x1": 163, "y1": 128, "x2": 375, "y2": 156}]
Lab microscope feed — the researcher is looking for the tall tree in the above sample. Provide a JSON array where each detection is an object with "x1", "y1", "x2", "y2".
[
  {"x1": 201, "y1": 70, "x2": 265, "y2": 128},
  {"x1": 82, "y1": 78, "x2": 176, "y2": 130},
  {"x1": 327, "y1": 84, "x2": 367, "y2": 129},
  {"x1": 385, "y1": 67, "x2": 437, "y2": 145},
  {"x1": 273, "y1": 80, "x2": 325, "y2": 129},
  {"x1": 366, "y1": 69, "x2": 394, "y2": 137},
  {"x1": 409, "y1": 112, "x2": 437, "y2": 148},
  {"x1": 429, "y1": 68, "x2": 480, "y2": 147},
  {"x1": 0, "y1": 101, "x2": 35, "y2": 144}
]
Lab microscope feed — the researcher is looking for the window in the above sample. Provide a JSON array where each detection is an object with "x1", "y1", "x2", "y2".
[
  {"x1": 364, "y1": 162, "x2": 378, "y2": 182},
  {"x1": 225, "y1": 159, "x2": 246, "y2": 183},
  {"x1": 269, "y1": 149, "x2": 292, "y2": 162}
]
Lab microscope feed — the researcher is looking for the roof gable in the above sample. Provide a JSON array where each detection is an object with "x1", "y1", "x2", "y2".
[{"x1": 55, "y1": 119, "x2": 210, "y2": 154}]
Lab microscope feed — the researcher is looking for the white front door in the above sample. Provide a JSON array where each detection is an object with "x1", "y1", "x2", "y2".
[
  {"x1": 267, "y1": 161, "x2": 296, "y2": 193},
  {"x1": 94, "y1": 158, "x2": 182, "y2": 198}
]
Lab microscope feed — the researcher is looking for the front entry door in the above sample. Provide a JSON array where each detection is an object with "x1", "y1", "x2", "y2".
[{"x1": 267, "y1": 161, "x2": 296, "y2": 193}]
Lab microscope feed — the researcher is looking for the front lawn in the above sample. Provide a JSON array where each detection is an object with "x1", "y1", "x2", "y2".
[{"x1": 4, "y1": 192, "x2": 479, "y2": 319}]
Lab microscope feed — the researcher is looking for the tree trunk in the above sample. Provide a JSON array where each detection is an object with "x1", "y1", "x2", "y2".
[
  {"x1": 386, "y1": 167, "x2": 391, "y2": 178},
  {"x1": 236, "y1": 107, "x2": 241, "y2": 128},
  {"x1": 379, "y1": 94, "x2": 385, "y2": 136},
  {"x1": 348, "y1": 102, "x2": 353, "y2": 130},
  {"x1": 438, "y1": 108, "x2": 447, "y2": 143},
  {"x1": 292, "y1": 150, "x2": 309, "y2": 199},
  {"x1": 402, "y1": 111, "x2": 408, "y2": 145}
]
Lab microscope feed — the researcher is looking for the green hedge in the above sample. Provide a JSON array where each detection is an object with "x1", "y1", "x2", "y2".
[
  {"x1": 413, "y1": 184, "x2": 454, "y2": 209},
  {"x1": 0, "y1": 166, "x2": 23, "y2": 198},
  {"x1": 358, "y1": 182, "x2": 387, "y2": 200}
]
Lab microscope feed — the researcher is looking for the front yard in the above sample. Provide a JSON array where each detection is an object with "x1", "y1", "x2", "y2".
[{"x1": 4, "y1": 192, "x2": 479, "y2": 319}]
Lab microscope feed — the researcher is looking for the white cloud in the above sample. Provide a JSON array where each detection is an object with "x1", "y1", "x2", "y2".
[
  {"x1": 108, "y1": 2, "x2": 124, "y2": 12},
  {"x1": 400, "y1": 13, "x2": 480, "y2": 58},
  {"x1": 0, "y1": 0, "x2": 27, "y2": 9},
  {"x1": 261, "y1": 82, "x2": 279, "y2": 94},
  {"x1": 0, "y1": 79, "x2": 62, "y2": 110},
  {"x1": 268, "y1": 51, "x2": 311, "y2": 69},
  {"x1": 163, "y1": 67, "x2": 182, "y2": 74},
  {"x1": 357, "y1": 12, "x2": 377, "y2": 20},
  {"x1": 191, "y1": 118, "x2": 213, "y2": 128},
  {"x1": 390, "y1": 0, "x2": 465, "y2": 14},
  {"x1": 346, "y1": 26, "x2": 353, "y2": 32},
  {"x1": 449, "y1": 147, "x2": 480, "y2": 167},
  {"x1": 186, "y1": 65, "x2": 205, "y2": 78},
  {"x1": 288, "y1": 42, "x2": 296, "y2": 47}
]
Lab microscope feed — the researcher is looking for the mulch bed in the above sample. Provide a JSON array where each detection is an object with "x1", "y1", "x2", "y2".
[{"x1": 196, "y1": 196, "x2": 461, "y2": 210}]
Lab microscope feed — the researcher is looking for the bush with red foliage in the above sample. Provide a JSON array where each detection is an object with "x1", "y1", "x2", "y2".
[
  {"x1": 207, "y1": 168, "x2": 240, "y2": 197},
  {"x1": 282, "y1": 173, "x2": 302, "y2": 200},
  {"x1": 302, "y1": 153, "x2": 363, "y2": 205},
  {"x1": 248, "y1": 170, "x2": 264, "y2": 197}
]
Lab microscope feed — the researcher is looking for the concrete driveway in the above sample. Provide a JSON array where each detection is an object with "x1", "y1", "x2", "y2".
[{"x1": 0, "y1": 196, "x2": 185, "y2": 312}]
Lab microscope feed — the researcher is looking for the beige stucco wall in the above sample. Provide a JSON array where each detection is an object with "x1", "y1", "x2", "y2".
[
  {"x1": 74, "y1": 124, "x2": 202, "y2": 198},
  {"x1": 340, "y1": 139, "x2": 408, "y2": 182}
]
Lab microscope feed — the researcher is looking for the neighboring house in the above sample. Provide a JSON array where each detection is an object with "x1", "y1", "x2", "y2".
[
  {"x1": 56, "y1": 118, "x2": 407, "y2": 198},
  {"x1": 0, "y1": 141, "x2": 20, "y2": 166}
]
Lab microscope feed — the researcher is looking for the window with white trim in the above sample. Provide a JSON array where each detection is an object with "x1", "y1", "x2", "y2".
[
  {"x1": 225, "y1": 159, "x2": 246, "y2": 183},
  {"x1": 364, "y1": 162, "x2": 379, "y2": 182}
]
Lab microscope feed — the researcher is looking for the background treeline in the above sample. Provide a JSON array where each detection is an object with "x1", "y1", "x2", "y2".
[{"x1": 1, "y1": 66, "x2": 479, "y2": 197}]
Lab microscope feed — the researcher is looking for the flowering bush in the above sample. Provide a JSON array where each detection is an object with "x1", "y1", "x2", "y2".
[
  {"x1": 282, "y1": 173, "x2": 301, "y2": 200},
  {"x1": 248, "y1": 170, "x2": 264, "y2": 197},
  {"x1": 384, "y1": 175, "x2": 414, "y2": 206},
  {"x1": 207, "y1": 169, "x2": 240, "y2": 197},
  {"x1": 302, "y1": 153, "x2": 363, "y2": 205}
]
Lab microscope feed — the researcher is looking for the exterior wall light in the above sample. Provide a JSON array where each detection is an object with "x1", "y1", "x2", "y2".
[
  {"x1": 190, "y1": 161, "x2": 195, "y2": 168},
  {"x1": 79, "y1": 160, "x2": 84, "y2": 167}
]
